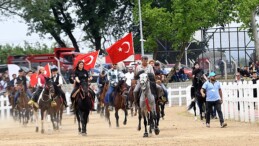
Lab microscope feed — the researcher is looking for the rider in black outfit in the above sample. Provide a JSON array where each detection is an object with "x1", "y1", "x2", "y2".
[{"x1": 70, "y1": 61, "x2": 89, "y2": 111}]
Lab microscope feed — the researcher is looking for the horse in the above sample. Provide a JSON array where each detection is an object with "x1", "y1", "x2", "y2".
[
  {"x1": 188, "y1": 70, "x2": 206, "y2": 120},
  {"x1": 104, "y1": 79, "x2": 128, "y2": 127},
  {"x1": 16, "y1": 84, "x2": 31, "y2": 125},
  {"x1": 137, "y1": 73, "x2": 160, "y2": 137},
  {"x1": 5, "y1": 85, "x2": 19, "y2": 121},
  {"x1": 74, "y1": 80, "x2": 93, "y2": 136},
  {"x1": 97, "y1": 81, "x2": 109, "y2": 117},
  {"x1": 154, "y1": 75, "x2": 167, "y2": 119},
  {"x1": 32, "y1": 78, "x2": 56, "y2": 133},
  {"x1": 128, "y1": 79, "x2": 138, "y2": 117},
  {"x1": 49, "y1": 90, "x2": 64, "y2": 131}
]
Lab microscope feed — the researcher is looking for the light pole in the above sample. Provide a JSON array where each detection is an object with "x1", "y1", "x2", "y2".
[{"x1": 138, "y1": 0, "x2": 144, "y2": 56}]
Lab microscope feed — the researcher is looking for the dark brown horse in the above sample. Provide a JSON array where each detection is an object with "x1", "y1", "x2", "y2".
[
  {"x1": 6, "y1": 85, "x2": 18, "y2": 120},
  {"x1": 97, "y1": 81, "x2": 109, "y2": 117},
  {"x1": 74, "y1": 80, "x2": 93, "y2": 136},
  {"x1": 16, "y1": 84, "x2": 31, "y2": 125},
  {"x1": 105, "y1": 79, "x2": 128, "y2": 127}
]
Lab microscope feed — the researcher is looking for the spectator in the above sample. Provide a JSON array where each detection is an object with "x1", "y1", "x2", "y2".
[
  {"x1": 0, "y1": 77, "x2": 7, "y2": 92},
  {"x1": 218, "y1": 59, "x2": 224, "y2": 77},
  {"x1": 172, "y1": 68, "x2": 181, "y2": 82},
  {"x1": 179, "y1": 67, "x2": 188, "y2": 81},
  {"x1": 9, "y1": 74, "x2": 17, "y2": 87}
]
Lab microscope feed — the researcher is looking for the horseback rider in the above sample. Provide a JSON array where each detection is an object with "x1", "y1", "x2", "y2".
[
  {"x1": 96, "y1": 70, "x2": 108, "y2": 98},
  {"x1": 14, "y1": 69, "x2": 33, "y2": 106},
  {"x1": 154, "y1": 62, "x2": 168, "y2": 103},
  {"x1": 70, "y1": 61, "x2": 89, "y2": 111},
  {"x1": 192, "y1": 62, "x2": 207, "y2": 91},
  {"x1": 105, "y1": 63, "x2": 121, "y2": 111},
  {"x1": 51, "y1": 68, "x2": 68, "y2": 107},
  {"x1": 28, "y1": 67, "x2": 57, "y2": 108},
  {"x1": 133, "y1": 56, "x2": 155, "y2": 102}
]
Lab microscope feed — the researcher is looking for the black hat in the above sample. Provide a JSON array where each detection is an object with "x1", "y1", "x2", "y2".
[
  {"x1": 18, "y1": 69, "x2": 24, "y2": 73},
  {"x1": 51, "y1": 68, "x2": 58, "y2": 72}
]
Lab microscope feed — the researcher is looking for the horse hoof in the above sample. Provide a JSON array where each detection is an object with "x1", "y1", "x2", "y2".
[
  {"x1": 123, "y1": 121, "x2": 127, "y2": 125},
  {"x1": 143, "y1": 132, "x2": 148, "y2": 137},
  {"x1": 41, "y1": 129, "x2": 44, "y2": 134},
  {"x1": 36, "y1": 127, "x2": 39, "y2": 132},
  {"x1": 155, "y1": 128, "x2": 160, "y2": 135},
  {"x1": 137, "y1": 126, "x2": 141, "y2": 131}
]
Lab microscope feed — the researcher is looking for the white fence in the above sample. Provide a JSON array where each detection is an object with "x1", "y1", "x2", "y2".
[
  {"x1": 0, "y1": 95, "x2": 12, "y2": 119},
  {"x1": 2, "y1": 82, "x2": 259, "y2": 123}
]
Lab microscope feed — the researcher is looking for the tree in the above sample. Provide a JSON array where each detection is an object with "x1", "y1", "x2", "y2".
[
  {"x1": 133, "y1": 0, "x2": 237, "y2": 83},
  {"x1": 235, "y1": 0, "x2": 259, "y2": 61},
  {"x1": 11, "y1": 0, "x2": 134, "y2": 52}
]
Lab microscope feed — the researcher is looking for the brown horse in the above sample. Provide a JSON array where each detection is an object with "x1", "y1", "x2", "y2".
[
  {"x1": 105, "y1": 80, "x2": 128, "y2": 127},
  {"x1": 49, "y1": 94, "x2": 64, "y2": 130},
  {"x1": 16, "y1": 85, "x2": 31, "y2": 125},
  {"x1": 32, "y1": 79, "x2": 56, "y2": 133},
  {"x1": 98, "y1": 81, "x2": 109, "y2": 117},
  {"x1": 128, "y1": 79, "x2": 137, "y2": 117},
  {"x1": 5, "y1": 85, "x2": 18, "y2": 120}
]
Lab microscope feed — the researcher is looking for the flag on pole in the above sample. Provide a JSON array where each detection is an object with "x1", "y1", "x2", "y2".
[
  {"x1": 106, "y1": 33, "x2": 134, "y2": 64},
  {"x1": 73, "y1": 51, "x2": 99, "y2": 70}
]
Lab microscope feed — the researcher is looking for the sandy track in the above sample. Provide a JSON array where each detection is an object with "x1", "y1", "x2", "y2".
[{"x1": 0, "y1": 106, "x2": 259, "y2": 146}]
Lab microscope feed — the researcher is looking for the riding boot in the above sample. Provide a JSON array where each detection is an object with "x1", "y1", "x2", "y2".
[
  {"x1": 51, "y1": 98, "x2": 57, "y2": 107},
  {"x1": 70, "y1": 98, "x2": 75, "y2": 112}
]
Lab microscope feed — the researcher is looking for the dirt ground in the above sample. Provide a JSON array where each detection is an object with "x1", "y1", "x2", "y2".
[{"x1": 0, "y1": 106, "x2": 259, "y2": 146}]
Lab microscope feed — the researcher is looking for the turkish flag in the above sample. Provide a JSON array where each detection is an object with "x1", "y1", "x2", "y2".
[
  {"x1": 73, "y1": 51, "x2": 99, "y2": 70},
  {"x1": 106, "y1": 33, "x2": 134, "y2": 64},
  {"x1": 44, "y1": 63, "x2": 51, "y2": 78},
  {"x1": 30, "y1": 73, "x2": 38, "y2": 87}
]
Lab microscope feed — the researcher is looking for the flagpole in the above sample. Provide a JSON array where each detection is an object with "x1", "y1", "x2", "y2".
[{"x1": 138, "y1": 0, "x2": 144, "y2": 56}]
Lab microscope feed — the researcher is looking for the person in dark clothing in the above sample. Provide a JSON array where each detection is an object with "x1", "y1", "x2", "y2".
[
  {"x1": 96, "y1": 70, "x2": 108, "y2": 97},
  {"x1": 14, "y1": 69, "x2": 33, "y2": 105},
  {"x1": 70, "y1": 61, "x2": 89, "y2": 111},
  {"x1": 51, "y1": 68, "x2": 68, "y2": 107}
]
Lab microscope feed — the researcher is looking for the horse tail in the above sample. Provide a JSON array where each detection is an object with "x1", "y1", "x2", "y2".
[{"x1": 187, "y1": 101, "x2": 195, "y2": 111}]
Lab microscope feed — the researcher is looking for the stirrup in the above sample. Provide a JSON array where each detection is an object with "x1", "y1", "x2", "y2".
[
  {"x1": 28, "y1": 100, "x2": 34, "y2": 105},
  {"x1": 51, "y1": 101, "x2": 57, "y2": 107}
]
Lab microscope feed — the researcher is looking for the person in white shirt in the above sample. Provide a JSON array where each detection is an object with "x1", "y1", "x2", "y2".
[{"x1": 125, "y1": 66, "x2": 135, "y2": 87}]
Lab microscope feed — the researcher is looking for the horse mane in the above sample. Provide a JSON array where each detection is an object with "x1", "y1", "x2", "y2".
[{"x1": 135, "y1": 70, "x2": 145, "y2": 80}]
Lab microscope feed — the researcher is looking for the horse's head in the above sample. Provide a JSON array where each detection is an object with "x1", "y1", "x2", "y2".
[
  {"x1": 45, "y1": 78, "x2": 55, "y2": 95},
  {"x1": 80, "y1": 80, "x2": 88, "y2": 94},
  {"x1": 139, "y1": 73, "x2": 148, "y2": 90}
]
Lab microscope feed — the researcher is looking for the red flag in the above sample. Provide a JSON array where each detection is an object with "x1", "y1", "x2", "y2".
[
  {"x1": 44, "y1": 63, "x2": 51, "y2": 78},
  {"x1": 73, "y1": 51, "x2": 99, "y2": 70},
  {"x1": 30, "y1": 73, "x2": 38, "y2": 87},
  {"x1": 106, "y1": 33, "x2": 134, "y2": 64}
]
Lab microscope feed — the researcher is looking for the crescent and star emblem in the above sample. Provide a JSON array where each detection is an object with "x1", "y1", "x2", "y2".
[
  {"x1": 118, "y1": 41, "x2": 130, "y2": 53},
  {"x1": 85, "y1": 55, "x2": 94, "y2": 65}
]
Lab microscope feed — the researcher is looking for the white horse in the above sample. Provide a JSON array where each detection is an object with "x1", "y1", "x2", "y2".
[{"x1": 137, "y1": 73, "x2": 160, "y2": 137}]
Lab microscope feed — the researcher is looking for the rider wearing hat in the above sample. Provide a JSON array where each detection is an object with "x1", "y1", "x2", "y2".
[
  {"x1": 14, "y1": 69, "x2": 33, "y2": 106},
  {"x1": 51, "y1": 68, "x2": 68, "y2": 107}
]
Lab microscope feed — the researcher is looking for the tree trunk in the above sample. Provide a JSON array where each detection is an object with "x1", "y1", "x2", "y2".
[
  {"x1": 94, "y1": 36, "x2": 102, "y2": 51},
  {"x1": 251, "y1": 9, "x2": 259, "y2": 61},
  {"x1": 153, "y1": 46, "x2": 158, "y2": 60},
  {"x1": 164, "y1": 42, "x2": 188, "y2": 85},
  {"x1": 49, "y1": 31, "x2": 66, "y2": 48}
]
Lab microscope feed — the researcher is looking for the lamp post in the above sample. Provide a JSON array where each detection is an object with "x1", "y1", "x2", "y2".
[{"x1": 138, "y1": 0, "x2": 144, "y2": 56}]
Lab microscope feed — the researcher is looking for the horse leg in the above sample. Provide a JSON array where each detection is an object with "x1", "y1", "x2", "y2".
[
  {"x1": 143, "y1": 113, "x2": 148, "y2": 137},
  {"x1": 115, "y1": 110, "x2": 119, "y2": 127},
  {"x1": 123, "y1": 109, "x2": 128, "y2": 125},
  {"x1": 137, "y1": 107, "x2": 142, "y2": 131},
  {"x1": 34, "y1": 109, "x2": 39, "y2": 132},
  {"x1": 193, "y1": 101, "x2": 197, "y2": 120},
  {"x1": 81, "y1": 111, "x2": 87, "y2": 136},
  {"x1": 76, "y1": 111, "x2": 81, "y2": 134},
  {"x1": 105, "y1": 106, "x2": 111, "y2": 127},
  {"x1": 153, "y1": 111, "x2": 160, "y2": 135},
  {"x1": 160, "y1": 103, "x2": 165, "y2": 119},
  {"x1": 197, "y1": 99, "x2": 204, "y2": 120},
  {"x1": 41, "y1": 110, "x2": 45, "y2": 134}
]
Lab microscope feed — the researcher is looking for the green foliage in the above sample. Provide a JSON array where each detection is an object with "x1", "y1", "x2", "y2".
[
  {"x1": 235, "y1": 0, "x2": 259, "y2": 35},
  {"x1": 134, "y1": 0, "x2": 237, "y2": 53},
  {"x1": 0, "y1": 42, "x2": 53, "y2": 64}
]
